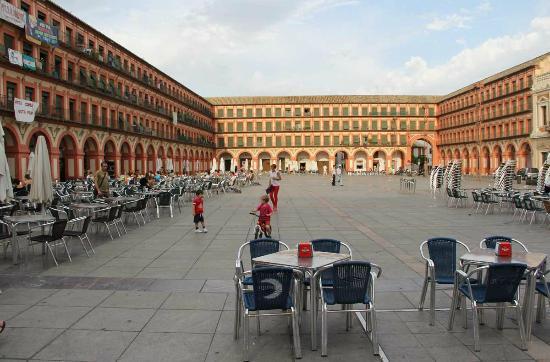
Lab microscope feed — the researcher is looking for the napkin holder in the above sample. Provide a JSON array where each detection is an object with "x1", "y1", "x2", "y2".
[
  {"x1": 495, "y1": 241, "x2": 512, "y2": 257},
  {"x1": 298, "y1": 242, "x2": 313, "y2": 258}
]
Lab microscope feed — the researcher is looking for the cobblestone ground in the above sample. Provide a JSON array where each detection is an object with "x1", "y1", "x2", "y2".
[{"x1": 0, "y1": 174, "x2": 549, "y2": 361}]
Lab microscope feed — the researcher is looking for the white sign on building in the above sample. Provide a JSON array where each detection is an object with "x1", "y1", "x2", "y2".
[{"x1": 14, "y1": 98, "x2": 39, "y2": 123}]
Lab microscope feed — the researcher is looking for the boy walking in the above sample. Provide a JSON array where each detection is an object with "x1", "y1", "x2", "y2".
[{"x1": 192, "y1": 190, "x2": 207, "y2": 233}]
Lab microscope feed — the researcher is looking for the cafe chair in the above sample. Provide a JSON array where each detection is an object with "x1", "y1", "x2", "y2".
[
  {"x1": 535, "y1": 270, "x2": 550, "y2": 323},
  {"x1": 63, "y1": 216, "x2": 94, "y2": 257},
  {"x1": 448, "y1": 263, "x2": 527, "y2": 352},
  {"x1": 315, "y1": 261, "x2": 382, "y2": 356},
  {"x1": 419, "y1": 237, "x2": 471, "y2": 325},
  {"x1": 157, "y1": 191, "x2": 174, "y2": 218},
  {"x1": 91, "y1": 206, "x2": 120, "y2": 240},
  {"x1": 122, "y1": 198, "x2": 148, "y2": 227},
  {"x1": 234, "y1": 238, "x2": 289, "y2": 340},
  {"x1": 301, "y1": 238, "x2": 352, "y2": 310},
  {"x1": 237, "y1": 266, "x2": 301, "y2": 361},
  {"x1": 28, "y1": 219, "x2": 70, "y2": 267},
  {"x1": 479, "y1": 236, "x2": 528, "y2": 252}
]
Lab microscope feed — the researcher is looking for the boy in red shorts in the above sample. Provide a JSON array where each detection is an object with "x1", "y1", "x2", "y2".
[
  {"x1": 192, "y1": 190, "x2": 207, "y2": 233},
  {"x1": 254, "y1": 194, "x2": 273, "y2": 236}
]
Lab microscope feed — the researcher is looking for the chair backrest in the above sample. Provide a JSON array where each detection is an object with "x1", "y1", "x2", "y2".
[
  {"x1": 513, "y1": 195, "x2": 523, "y2": 209},
  {"x1": 310, "y1": 239, "x2": 341, "y2": 253},
  {"x1": 252, "y1": 266, "x2": 293, "y2": 310},
  {"x1": 108, "y1": 206, "x2": 119, "y2": 221},
  {"x1": 115, "y1": 205, "x2": 124, "y2": 218},
  {"x1": 426, "y1": 238, "x2": 458, "y2": 281},
  {"x1": 480, "y1": 236, "x2": 528, "y2": 251},
  {"x1": 472, "y1": 191, "x2": 481, "y2": 202},
  {"x1": 51, "y1": 219, "x2": 68, "y2": 240},
  {"x1": 523, "y1": 196, "x2": 534, "y2": 211},
  {"x1": 48, "y1": 207, "x2": 61, "y2": 220},
  {"x1": 158, "y1": 192, "x2": 172, "y2": 206},
  {"x1": 482, "y1": 263, "x2": 527, "y2": 303},
  {"x1": 331, "y1": 261, "x2": 372, "y2": 304},
  {"x1": 80, "y1": 216, "x2": 92, "y2": 234},
  {"x1": 249, "y1": 238, "x2": 282, "y2": 259}
]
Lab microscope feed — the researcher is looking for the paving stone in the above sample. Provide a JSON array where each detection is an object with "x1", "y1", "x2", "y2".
[
  {"x1": 100, "y1": 291, "x2": 169, "y2": 309},
  {"x1": 8, "y1": 305, "x2": 91, "y2": 329},
  {"x1": 38, "y1": 289, "x2": 112, "y2": 307},
  {"x1": 71, "y1": 307, "x2": 156, "y2": 331},
  {"x1": 161, "y1": 292, "x2": 227, "y2": 310},
  {"x1": 0, "y1": 328, "x2": 62, "y2": 359}
]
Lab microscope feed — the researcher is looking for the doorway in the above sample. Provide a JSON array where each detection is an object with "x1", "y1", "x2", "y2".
[{"x1": 262, "y1": 159, "x2": 270, "y2": 171}]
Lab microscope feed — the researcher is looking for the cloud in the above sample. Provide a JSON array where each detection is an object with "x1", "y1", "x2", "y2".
[{"x1": 426, "y1": 14, "x2": 472, "y2": 31}]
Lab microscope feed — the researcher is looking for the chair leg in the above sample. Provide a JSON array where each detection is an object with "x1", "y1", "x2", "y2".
[
  {"x1": 61, "y1": 237, "x2": 72, "y2": 262},
  {"x1": 256, "y1": 312, "x2": 261, "y2": 335},
  {"x1": 243, "y1": 310, "x2": 249, "y2": 362},
  {"x1": 370, "y1": 305, "x2": 379, "y2": 355},
  {"x1": 448, "y1": 284, "x2": 458, "y2": 330},
  {"x1": 45, "y1": 242, "x2": 58, "y2": 267},
  {"x1": 461, "y1": 295, "x2": 468, "y2": 329},
  {"x1": 419, "y1": 276, "x2": 429, "y2": 310},
  {"x1": 78, "y1": 236, "x2": 90, "y2": 257},
  {"x1": 516, "y1": 302, "x2": 527, "y2": 350},
  {"x1": 430, "y1": 278, "x2": 436, "y2": 326},
  {"x1": 321, "y1": 304, "x2": 328, "y2": 357},
  {"x1": 234, "y1": 290, "x2": 240, "y2": 340},
  {"x1": 83, "y1": 234, "x2": 95, "y2": 254},
  {"x1": 472, "y1": 302, "x2": 480, "y2": 352},
  {"x1": 291, "y1": 308, "x2": 302, "y2": 359},
  {"x1": 104, "y1": 223, "x2": 113, "y2": 240},
  {"x1": 134, "y1": 213, "x2": 141, "y2": 227},
  {"x1": 536, "y1": 293, "x2": 546, "y2": 323}
]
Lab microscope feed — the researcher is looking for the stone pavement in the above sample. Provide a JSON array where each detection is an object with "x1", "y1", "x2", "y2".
[{"x1": 0, "y1": 174, "x2": 549, "y2": 361}]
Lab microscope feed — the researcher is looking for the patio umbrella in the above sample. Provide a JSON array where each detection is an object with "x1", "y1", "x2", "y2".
[
  {"x1": 230, "y1": 158, "x2": 236, "y2": 172},
  {"x1": 278, "y1": 159, "x2": 282, "y2": 171},
  {"x1": 244, "y1": 158, "x2": 249, "y2": 171},
  {"x1": 29, "y1": 135, "x2": 53, "y2": 206},
  {"x1": 251, "y1": 160, "x2": 256, "y2": 171},
  {"x1": 220, "y1": 157, "x2": 225, "y2": 172},
  {"x1": 166, "y1": 158, "x2": 174, "y2": 173},
  {"x1": 156, "y1": 158, "x2": 162, "y2": 172},
  {"x1": 211, "y1": 158, "x2": 217, "y2": 174},
  {"x1": 27, "y1": 151, "x2": 35, "y2": 175},
  {"x1": 0, "y1": 121, "x2": 13, "y2": 202}
]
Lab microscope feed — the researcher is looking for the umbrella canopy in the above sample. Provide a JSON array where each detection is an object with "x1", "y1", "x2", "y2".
[
  {"x1": 0, "y1": 121, "x2": 13, "y2": 202},
  {"x1": 29, "y1": 135, "x2": 53, "y2": 204},
  {"x1": 27, "y1": 151, "x2": 35, "y2": 175},
  {"x1": 211, "y1": 158, "x2": 217, "y2": 174},
  {"x1": 244, "y1": 159, "x2": 249, "y2": 171},
  {"x1": 220, "y1": 157, "x2": 225, "y2": 172},
  {"x1": 251, "y1": 160, "x2": 256, "y2": 171},
  {"x1": 156, "y1": 158, "x2": 163, "y2": 172},
  {"x1": 230, "y1": 158, "x2": 236, "y2": 172},
  {"x1": 166, "y1": 158, "x2": 174, "y2": 173}
]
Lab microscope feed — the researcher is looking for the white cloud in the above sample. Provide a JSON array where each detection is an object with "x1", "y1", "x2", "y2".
[{"x1": 426, "y1": 14, "x2": 472, "y2": 31}]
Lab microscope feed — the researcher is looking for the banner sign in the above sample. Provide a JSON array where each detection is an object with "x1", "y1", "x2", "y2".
[
  {"x1": 25, "y1": 14, "x2": 58, "y2": 47},
  {"x1": 14, "y1": 98, "x2": 39, "y2": 123},
  {"x1": 22, "y1": 54, "x2": 36, "y2": 71},
  {"x1": 172, "y1": 112, "x2": 178, "y2": 125},
  {"x1": 0, "y1": 0, "x2": 25, "y2": 28},
  {"x1": 7, "y1": 48, "x2": 22, "y2": 66}
]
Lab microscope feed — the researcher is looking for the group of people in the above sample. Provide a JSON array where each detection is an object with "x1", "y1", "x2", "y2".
[{"x1": 12, "y1": 174, "x2": 32, "y2": 196}]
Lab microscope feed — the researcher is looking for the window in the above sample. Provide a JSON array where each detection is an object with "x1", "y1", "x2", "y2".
[
  {"x1": 342, "y1": 107, "x2": 348, "y2": 116},
  {"x1": 410, "y1": 120, "x2": 416, "y2": 130},
  {"x1": 400, "y1": 107, "x2": 407, "y2": 116},
  {"x1": 227, "y1": 109, "x2": 234, "y2": 117},
  {"x1": 3, "y1": 34, "x2": 14, "y2": 51},
  {"x1": 246, "y1": 108, "x2": 253, "y2": 117},
  {"x1": 381, "y1": 120, "x2": 388, "y2": 130},
  {"x1": 314, "y1": 121, "x2": 320, "y2": 131},
  {"x1": 400, "y1": 120, "x2": 407, "y2": 130},
  {"x1": 314, "y1": 136, "x2": 321, "y2": 146},
  {"x1": 324, "y1": 135, "x2": 330, "y2": 146},
  {"x1": 236, "y1": 109, "x2": 243, "y2": 118},
  {"x1": 361, "y1": 107, "x2": 368, "y2": 116},
  {"x1": 323, "y1": 120, "x2": 330, "y2": 130},
  {"x1": 275, "y1": 121, "x2": 282, "y2": 131},
  {"x1": 276, "y1": 136, "x2": 282, "y2": 146},
  {"x1": 304, "y1": 136, "x2": 310, "y2": 146},
  {"x1": 400, "y1": 135, "x2": 407, "y2": 145},
  {"x1": 333, "y1": 121, "x2": 339, "y2": 131},
  {"x1": 361, "y1": 120, "x2": 368, "y2": 130},
  {"x1": 381, "y1": 107, "x2": 387, "y2": 115},
  {"x1": 323, "y1": 107, "x2": 330, "y2": 116},
  {"x1": 285, "y1": 135, "x2": 291, "y2": 146},
  {"x1": 77, "y1": 33, "x2": 84, "y2": 47},
  {"x1": 20, "y1": 1, "x2": 30, "y2": 12},
  {"x1": 295, "y1": 107, "x2": 301, "y2": 116},
  {"x1": 237, "y1": 137, "x2": 244, "y2": 147},
  {"x1": 285, "y1": 120, "x2": 291, "y2": 130},
  {"x1": 370, "y1": 107, "x2": 378, "y2": 116},
  {"x1": 24, "y1": 87, "x2": 34, "y2": 101},
  {"x1": 266, "y1": 122, "x2": 272, "y2": 131},
  {"x1": 227, "y1": 122, "x2": 234, "y2": 132},
  {"x1": 217, "y1": 123, "x2": 224, "y2": 132},
  {"x1": 246, "y1": 122, "x2": 253, "y2": 132},
  {"x1": 256, "y1": 122, "x2": 262, "y2": 131},
  {"x1": 217, "y1": 109, "x2": 224, "y2": 118},
  {"x1": 227, "y1": 137, "x2": 234, "y2": 147},
  {"x1": 246, "y1": 137, "x2": 253, "y2": 147},
  {"x1": 429, "y1": 107, "x2": 435, "y2": 116},
  {"x1": 275, "y1": 108, "x2": 282, "y2": 117},
  {"x1": 265, "y1": 108, "x2": 272, "y2": 117},
  {"x1": 68, "y1": 99, "x2": 76, "y2": 120},
  {"x1": 343, "y1": 121, "x2": 349, "y2": 130},
  {"x1": 285, "y1": 108, "x2": 291, "y2": 116},
  {"x1": 255, "y1": 108, "x2": 262, "y2": 117},
  {"x1": 41, "y1": 91, "x2": 50, "y2": 113},
  {"x1": 352, "y1": 107, "x2": 358, "y2": 116},
  {"x1": 333, "y1": 135, "x2": 339, "y2": 145},
  {"x1": 236, "y1": 122, "x2": 243, "y2": 132},
  {"x1": 23, "y1": 42, "x2": 33, "y2": 56},
  {"x1": 65, "y1": 27, "x2": 72, "y2": 45},
  {"x1": 6, "y1": 82, "x2": 17, "y2": 102},
  {"x1": 332, "y1": 107, "x2": 339, "y2": 116},
  {"x1": 390, "y1": 107, "x2": 396, "y2": 115},
  {"x1": 217, "y1": 138, "x2": 225, "y2": 147},
  {"x1": 342, "y1": 136, "x2": 349, "y2": 145},
  {"x1": 266, "y1": 136, "x2": 272, "y2": 147},
  {"x1": 352, "y1": 120, "x2": 359, "y2": 130},
  {"x1": 371, "y1": 120, "x2": 378, "y2": 130},
  {"x1": 37, "y1": 11, "x2": 46, "y2": 21}
]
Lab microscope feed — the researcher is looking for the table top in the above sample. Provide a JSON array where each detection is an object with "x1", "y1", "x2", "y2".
[
  {"x1": 461, "y1": 248, "x2": 547, "y2": 270},
  {"x1": 14, "y1": 195, "x2": 29, "y2": 200},
  {"x1": 69, "y1": 203, "x2": 107, "y2": 209},
  {"x1": 4, "y1": 214, "x2": 55, "y2": 224},
  {"x1": 253, "y1": 249, "x2": 350, "y2": 270},
  {"x1": 102, "y1": 197, "x2": 139, "y2": 203}
]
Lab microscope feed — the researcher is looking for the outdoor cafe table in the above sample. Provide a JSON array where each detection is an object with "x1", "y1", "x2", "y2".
[
  {"x1": 253, "y1": 249, "x2": 351, "y2": 350},
  {"x1": 69, "y1": 202, "x2": 109, "y2": 217},
  {"x1": 3, "y1": 214, "x2": 55, "y2": 264},
  {"x1": 460, "y1": 248, "x2": 547, "y2": 342},
  {"x1": 101, "y1": 196, "x2": 139, "y2": 204}
]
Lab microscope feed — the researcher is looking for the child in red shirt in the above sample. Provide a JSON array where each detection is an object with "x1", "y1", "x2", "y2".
[
  {"x1": 255, "y1": 194, "x2": 273, "y2": 236},
  {"x1": 192, "y1": 190, "x2": 207, "y2": 233}
]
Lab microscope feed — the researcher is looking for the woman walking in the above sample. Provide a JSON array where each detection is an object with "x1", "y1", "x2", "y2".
[{"x1": 268, "y1": 164, "x2": 282, "y2": 211}]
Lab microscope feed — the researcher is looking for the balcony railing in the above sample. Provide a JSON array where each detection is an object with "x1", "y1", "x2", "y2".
[{"x1": 0, "y1": 95, "x2": 215, "y2": 148}]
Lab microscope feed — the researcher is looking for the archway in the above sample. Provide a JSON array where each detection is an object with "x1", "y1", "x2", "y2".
[
  {"x1": 492, "y1": 145, "x2": 503, "y2": 172},
  {"x1": 471, "y1": 147, "x2": 479, "y2": 174},
  {"x1": 146, "y1": 145, "x2": 155, "y2": 173},
  {"x1": 120, "y1": 142, "x2": 132, "y2": 175},
  {"x1": 334, "y1": 151, "x2": 348, "y2": 171},
  {"x1": 103, "y1": 140, "x2": 116, "y2": 176},
  {"x1": 3, "y1": 127, "x2": 19, "y2": 178},
  {"x1": 157, "y1": 146, "x2": 165, "y2": 172},
  {"x1": 83, "y1": 137, "x2": 100, "y2": 174},
  {"x1": 505, "y1": 144, "x2": 516, "y2": 163},
  {"x1": 296, "y1": 151, "x2": 310, "y2": 172},
  {"x1": 518, "y1": 143, "x2": 532, "y2": 169},
  {"x1": 277, "y1": 151, "x2": 291, "y2": 172},
  {"x1": 135, "y1": 143, "x2": 144, "y2": 174},
  {"x1": 167, "y1": 147, "x2": 174, "y2": 173},
  {"x1": 481, "y1": 147, "x2": 490, "y2": 175},
  {"x1": 258, "y1": 152, "x2": 272, "y2": 172},
  {"x1": 238, "y1": 152, "x2": 252, "y2": 170},
  {"x1": 58, "y1": 134, "x2": 78, "y2": 180},
  {"x1": 391, "y1": 150, "x2": 404, "y2": 173},
  {"x1": 461, "y1": 148, "x2": 470, "y2": 174},
  {"x1": 353, "y1": 151, "x2": 367, "y2": 172},
  {"x1": 218, "y1": 152, "x2": 232, "y2": 172},
  {"x1": 373, "y1": 150, "x2": 386, "y2": 172},
  {"x1": 411, "y1": 139, "x2": 433, "y2": 173},
  {"x1": 29, "y1": 131, "x2": 52, "y2": 177},
  {"x1": 316, "y1": 151, "x2": 330, "y2": 174}
]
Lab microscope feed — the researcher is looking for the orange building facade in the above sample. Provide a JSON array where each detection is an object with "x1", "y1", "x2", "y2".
[
  {"x1": 0, "y1": 0, "x2": 215, "y2": 181},
  {"x1": 0, "y1": 1, "x2": 548, "y2": 180}
]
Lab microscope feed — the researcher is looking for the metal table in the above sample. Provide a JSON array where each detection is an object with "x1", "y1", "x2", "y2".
[
  {"x1": 3, "y1": 214, "x2": 55, "y2": 264},
  {"x1": 253, "y1": 249, "x2": 351, "y2": 350},
  {"x1": 460, "y1": 248, "x2": 547, "y2": 342}
]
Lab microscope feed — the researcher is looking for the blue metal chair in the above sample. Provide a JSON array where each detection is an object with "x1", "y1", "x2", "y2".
[
  {"x1": 237, "y1": 266, "x2": 301, "y2": 361},
  {"x1": 315, "y1": 261, "x2": 382, "y2": 356},
  {"x1": 234, "y1": 238, "x2": 289, "y2": 339},
  {"x1": 479, "y1": 235, "x2": 528, "y2": 252},
  {"x1": 448, "y1": 263, "x2": 527, "y2": 351},
  {"x1": 419, "y1": 237, "x2": 471, "y2": 325},
  {"x1": 301, "y1": 239, "x2": 352, "y2": 310}
]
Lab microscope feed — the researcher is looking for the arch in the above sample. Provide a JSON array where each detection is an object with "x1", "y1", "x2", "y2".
[
  {"x1": 276, "y1": 151, "x2": 291, "y2": 172},
  {"x1": 492, "y1": 144, "x2": 503, "y2": 171},
  {"x1": 3, "y1": 126, "x2": 20, "y2": 179},
  {"x1": 218, "y1": 151, "x2": 233, "y2": 172},
  {"x1": 120, "y1": 141, "x2": 132, "y2": 175},
  {"x1": 372, "y1": 150, "x2": 386, "y2": 172},
  {"x1": 481, "y1": 146, "x2": 490, "y2": 175},
  {"x1": 58, "y1": 134, "x2": 78, "y2": 180},
  {"x1": 134, "y1": 142, "x2": 145, "y2": 174},
  {"x1": 103, "y1": 139, "x2": 117, "y2": 175},
  {"x1": 391, "y1": 150, "x2": 405, "y2": 172},
  {"x1": 315, "y1": 151, "x2": 330, "y2": 174},
  {"x1": 461, "y1": 147, "x2": 470, "y2": 174},
  {"x1": 334, "y1": 150, "x2": 349, "y2": 171},
  {"x1": 471, "y1": 147, "x2": 479, "y2": 174},
  {"x1": 27, "y1": 129, "x2": 52, "y2": 153},
  {"x1": 518, "y1": 142, "x2": 532, "y2": 169},
  {"x1": 146, "y1": 144, "x2": 156, "y2": 172},
  {"x1": 258, "y1": 151, "x2": 272, "y2": 172},
  {"x1": 411, "y1": 138, "x2": 434, "y2": 173},
  {"x1": 354, "y1": 151, "x2": 368, "y2": 172},
  {"x1": 296, "y1": 151, "x2": 311, "y2": 172}
]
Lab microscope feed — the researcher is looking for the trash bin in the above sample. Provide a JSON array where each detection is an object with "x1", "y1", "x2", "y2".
[{"x1": 516, "y1": 175, "x2": 522, "y2": 184}]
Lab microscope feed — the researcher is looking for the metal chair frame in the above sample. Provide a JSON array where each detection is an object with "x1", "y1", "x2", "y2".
[
  {"x1": 314, "y1": 261, "x2": 382, "y2": 356},
  {"x1": 419, "y1": 238, "x2": 471, "y2": 325},
  {"x1": 479, "y1": 236, "x2": 528, "y2": 252},
  {"x1": 63, "y1": 216, "x2": 94, "y2": 257},
  {"x1": 28, "y1": 219, "x2": 71, "y2": 267}
]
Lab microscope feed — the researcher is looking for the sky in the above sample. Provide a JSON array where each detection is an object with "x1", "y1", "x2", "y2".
[{"x1": 54, "y1": 0, "x2": 550, "y2": 97}]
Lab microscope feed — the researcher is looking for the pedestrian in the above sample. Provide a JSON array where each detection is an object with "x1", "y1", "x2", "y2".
[
  {"x1": 268, "y1": 164, "x2": 282, "y2": 211},
  {"x1": 253, "y1": 194, "x2": 273, "y2": 237},
  {"x1": 336, "y1": 165, "x2": 343, "y2": 186},
  {"x1": 331, "y1": 165, "x2": 336, "y2": 186},
  {"x1": 94, "y1": 161, "x2": 110, "y2": 197},
  {"x1": 192, "y1": 190, "x2": 207, "y2": 233},
  {"x1": 323, "y1": 164, "x2": 328, "y2": 176}
]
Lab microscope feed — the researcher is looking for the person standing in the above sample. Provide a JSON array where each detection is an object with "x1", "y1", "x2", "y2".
[
  {"x1": 323, "y1": 164, "x2": 328, "y2": 176},
  {"x1": 268, "y1": 164, "x2": 282, "y2": 211},
  {"x1": 192, "y1": 190, "x2": 207, "y2": 233},
  {"x1": 336, "y1": 165, "x2": 343, "y2": 186},
  {"x1": 94, "y1": 161, "x2": 110, "y2": 197}
]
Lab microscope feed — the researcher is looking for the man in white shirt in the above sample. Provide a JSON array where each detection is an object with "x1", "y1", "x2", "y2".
[{"x1": 336, "y1": 165, "x2": 343, "y2": 186}]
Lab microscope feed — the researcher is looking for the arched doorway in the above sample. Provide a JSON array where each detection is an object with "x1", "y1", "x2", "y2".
[
  {"x1": 334, "y1": 151, "x2": 348, "y2": 170},
  {"x1": 218, "y1": 152, "x2": 232, "y2": 172},
  {"x1": 505, "y1": 144, "x2": 516, "y2": 162},
  {"x1": 238, "y1": 152, "x2": 252, "y2": 170},
  {"x1": 391, "y1": 150, "x2": 404, "y2": 173},
  {"x1": 296, "y1": 151, "x2": 310, "y2": 172},
  {"x1": 103, "y1": 140, "x2": 116, "y2": 176},
  {"x1": 58, "y1": 135, "x2": 78, "y2": 180},
  {"x1": 518, "y1": 143, "x2": 532, "y2": 169},
  {"x1": 277, "y1": 151, "x2": 291, "y2": 172},
  {"x1": 257, "y1": 152, "x2": 272, "y2": 171},
  {"x1": 120, "y1": 142, "x2": 132, "y2": 175},
  {"x1": 373, "y1": 150, "x2": 386, "y2": 172},
  {"x1": 135, "y1": 143, "x2": 144, "y2": 174},
  {"x1": 412, "y1": 139, "x2": 433, "y2": 173},
  {"x1": 29, "y1": 131, "x2": 52, "y2": 177},
  {"x1": 471, "y1": 147, "x2": 479, "y2": 174},
  {"x1": 146, "y1": 145, "x2": 155, "y2": 173},
  {"x1": 462, "y1": 148, "x2": 470, "y2": 174},
  {"x1": 481, "y1": 147, "x2": 490, "y2": 175},
  {"x1": 83, "y1": 138, "x2": 100, "y2": 174},
  {"x1": 316, "y1": 151, "x2": 330, "y2": 174},
  {"x1": 3, "y1": 127, "x2": 19, "y2": 178},
  {"x1": 493, "y1": 145, "x2": 503, "y2": 171},
  {"x1": 353, "y1": 151, "x2": 367, "y2": 172}
]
